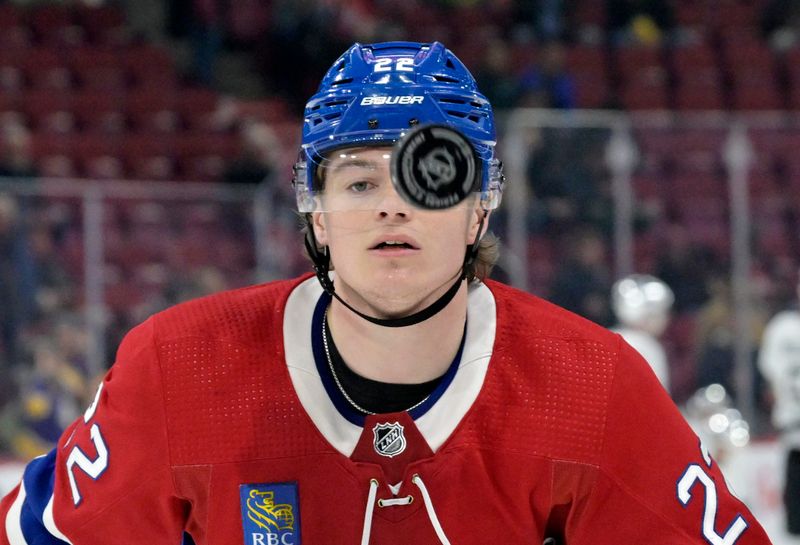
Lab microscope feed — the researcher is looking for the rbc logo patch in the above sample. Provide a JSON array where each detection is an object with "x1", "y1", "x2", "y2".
[{"x1": 239, "y1": 483, "x2": 300, "y2": 545}]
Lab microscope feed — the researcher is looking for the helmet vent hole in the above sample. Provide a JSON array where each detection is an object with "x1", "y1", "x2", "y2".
[
  {"x1": 446, "y1": 110, "x2": 467, "y2": 118},
  {"x1": 438, "y1": 97, "x2": 467, "y2": 105},
  {"x1": 330, "y1": 78, "x2": 354, "y2": 86},
  {"x1": 468, "y1": 114, "x2": 480, "y2": 123},
  {"x1": 445, "y1": 58, "x2": 455, "y2": 69},
  {"x1": 432, "y1": 75, "x2": 459, "y2": 83}
]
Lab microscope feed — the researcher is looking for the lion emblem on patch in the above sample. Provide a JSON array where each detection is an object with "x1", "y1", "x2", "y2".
[{"x1": 246, "y1": 489, "x2": 295, "y2": 532}]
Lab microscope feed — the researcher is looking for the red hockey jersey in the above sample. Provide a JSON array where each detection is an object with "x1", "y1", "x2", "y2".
[{"x1": 1, "y1": 276, "x2": 773, "y2": 544}]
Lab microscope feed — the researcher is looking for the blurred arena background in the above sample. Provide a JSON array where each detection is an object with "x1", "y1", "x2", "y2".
[{"x1": 0, "y1": 0, "x2": 798, "y2": 542}]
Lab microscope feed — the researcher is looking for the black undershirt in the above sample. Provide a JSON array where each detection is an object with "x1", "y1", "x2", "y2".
[{"x1": 323, "y1": 317, "x2": 443, "y2": 414}]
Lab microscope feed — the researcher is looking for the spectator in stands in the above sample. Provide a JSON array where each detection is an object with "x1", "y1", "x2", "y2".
[
  {"x1": 694, "y1": 274, "x2": 769, "y2": 414},
  {"x1": 3, "y1": 336, "x2": 87, "y2": 460},
  {"x1": 191, "y1": 0, "x2": 223, "y2": 86},
  {"x1": 512, "y1": 0, "x2": 565, "y2": 41},
  {"x1": 0, "y1": 120, "x2": 37, "y2": 179},
  {"x1": 53, "y1": 314, "x2": 91, "y2": 381},
  {"x1": 607, "y1": 0, "x2": 676, "y2": 46},
  {"x1": 654, "y1": 224, "x2": 716, "y2": 313},
  {"x1": 261, "y1": 0, "x2": 350, "y2": 110},
  {"x1": 27, "y1": 223, "x2": 74, "y2": 321},
  {"x1": 223, "y1": 120, "x2": 281, "y2": 186},
  {"x1": 549, "y1": 227, "x2": 613, "y2": 326},
  {"x1": 167, "y1": 0, "x2": 220, "y2": 71},
  {"x1": 518, "y1": 40, "x2": 576, "y2": 109},
  {"x1": 526, "y1": 128, "x2": 605, "y2": 235},
  {"x1": 160, "y1": 266, "x2": 229, "y2": 324},
  {"x1": 762, "y1": 0, "x2": 800, "y2": 49},
  {"x1": 473, "y1": 36, "x2": 522, "y2": 110},
  {"x1": 168, "y1": 0, "x2": 272, "y2": 85},
  {"x1": 0, "y1": 194, "x2": 35, "y2": 369}
]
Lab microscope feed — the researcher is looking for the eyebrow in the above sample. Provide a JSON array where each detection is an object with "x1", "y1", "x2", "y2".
[{"x1": 328, "y1": 158, "x2": 380, "y2": 174}]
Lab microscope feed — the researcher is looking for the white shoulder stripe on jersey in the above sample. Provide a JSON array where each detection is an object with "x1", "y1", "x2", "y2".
[
  {"x1": 44, "y1": 495, "x2": 73, "y2": 544},
  {"x1": 5, "y1": 479, "x2": 29, "y2": 545},
  {"x1": 416, "y1": 281, "x2": 496, "y2": 452},
  {"x1": 284, "y1": 276, "x2": 363, "y2": 456}
]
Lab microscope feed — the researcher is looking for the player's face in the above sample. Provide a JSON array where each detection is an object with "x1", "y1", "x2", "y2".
[{"x1": 311, "y1": 146, "x2": 485, "y2": 317}]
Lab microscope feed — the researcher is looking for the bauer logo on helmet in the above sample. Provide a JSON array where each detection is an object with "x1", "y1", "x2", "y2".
[{"x1": 360, "y1": 96, "x2": 425, "y2": 106}]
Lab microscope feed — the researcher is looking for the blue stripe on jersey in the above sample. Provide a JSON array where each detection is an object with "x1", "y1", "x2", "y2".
[
  {"x1": 408, "y1": 320, "x2": 465, "y2": 420},
  {"x1": 21, "y1": 450, "x2": 56, "y2": 517},
  {"x1": 311, "y1": 292, "x2": 466, "y2": 425},
  {"x1": 19, "y1": 449, "x2": 70, "y2": 544},
  {"x1": 311, "y1": 292, "x2": 365, "y2": 426}
]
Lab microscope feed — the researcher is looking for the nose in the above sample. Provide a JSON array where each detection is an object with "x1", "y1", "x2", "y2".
[{"x1": 377, "y1": 183, "x2": 412, "y2": 220}]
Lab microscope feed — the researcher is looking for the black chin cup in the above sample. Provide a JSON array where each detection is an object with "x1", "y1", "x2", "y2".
[{"x1": 391, "y1": 124, "x2": 481, "y2": 210}]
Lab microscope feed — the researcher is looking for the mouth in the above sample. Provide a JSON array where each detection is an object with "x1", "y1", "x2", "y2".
[
  {"x1": 369, "y1": 236, "x2": 420, "y2": 253},
  {"x1": 372, "y1": 241, "x2": 416, "y2": 250}
]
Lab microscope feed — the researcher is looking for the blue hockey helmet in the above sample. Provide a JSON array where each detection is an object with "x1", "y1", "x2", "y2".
[{"x1": 293, "y1": 41, "x2": 503, "y2": 212}]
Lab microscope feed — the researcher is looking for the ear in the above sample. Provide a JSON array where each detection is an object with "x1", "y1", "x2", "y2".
[
  {"x1": 467, "y1": 204, "x2": 489, "y2": 245},
  {"x1": 311, "y1": 211, "x2": 329, "y2": 247}
]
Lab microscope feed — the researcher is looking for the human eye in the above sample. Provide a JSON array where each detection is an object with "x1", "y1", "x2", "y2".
[{"x1": 346, "y1": 180, "x2": 376, "y2": 194}]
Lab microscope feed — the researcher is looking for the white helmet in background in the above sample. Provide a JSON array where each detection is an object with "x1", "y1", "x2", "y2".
[
  {"x1": 683, "y1": 383, "x2": 750, "y2": 463},
  {"x1": 612, "y1": 274, "x2": 675, "y2": 336}
]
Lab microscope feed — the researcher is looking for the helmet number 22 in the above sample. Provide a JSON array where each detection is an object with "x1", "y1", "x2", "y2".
[
  {"x1": 676, "y1": 455, "x2": 748, "y2": 545},
  {"x1": 374, "y1": 58, "x2": 414, "y2": 72}
]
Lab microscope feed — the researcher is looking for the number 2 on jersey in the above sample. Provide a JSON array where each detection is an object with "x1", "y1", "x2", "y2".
[
  {"x1": 66, "y1": 383, "x2": 109, "y2": 505},
  {"x1": 676, "y1": 443, "x2": 748, "y2": 545}
]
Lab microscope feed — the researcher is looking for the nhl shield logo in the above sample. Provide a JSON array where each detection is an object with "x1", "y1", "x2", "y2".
[{"x1": 372, "y1": 422, "x2": 406, "y2": 458}]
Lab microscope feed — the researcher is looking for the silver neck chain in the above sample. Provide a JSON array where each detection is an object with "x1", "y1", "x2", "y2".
[{"x1": 321, "y1": 310, "x2": 431, "y2": 416}]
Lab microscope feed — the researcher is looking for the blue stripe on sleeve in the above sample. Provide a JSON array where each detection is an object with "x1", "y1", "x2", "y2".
[
  {"x1": 20, "y1": 498, "x2": 69, "y2": 545},
  {"x1": 19, "y1": 449, "x2": 70, "y2": 544},
  {"x1": 21, "y1": 450, "x2": 56, "y2": 517}
]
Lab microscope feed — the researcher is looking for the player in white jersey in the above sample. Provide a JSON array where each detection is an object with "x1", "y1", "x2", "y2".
[
  {"x1": 611, "y1": 274, "x2": 674, "y2": 393},
  {"x1": 758, "y1": 276, "x2": 800, "y2": 535}
]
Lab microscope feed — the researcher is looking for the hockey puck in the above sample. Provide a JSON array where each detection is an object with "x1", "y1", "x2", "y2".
[{"x1": 391, "y1": 124, "x2": 480, "y2": 210}]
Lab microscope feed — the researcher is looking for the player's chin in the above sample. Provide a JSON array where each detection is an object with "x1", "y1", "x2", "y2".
[
  {"x1": 379, "y1": 273, "x2": 458, "y2": 307},
  {"x1": 359, "y1": 271, "x2": 425, "y2": 299},
  {"x1": 362, "y1": 291, "x2": 432, "y2": 319},
  {"x1": 365, "y1": 259, "x2": 421, "y2": 281}
]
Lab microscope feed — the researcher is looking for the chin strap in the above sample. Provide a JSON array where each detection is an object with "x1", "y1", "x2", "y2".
[{"x1": 304, "y1": 213, "x2": 485, "y2": 328}]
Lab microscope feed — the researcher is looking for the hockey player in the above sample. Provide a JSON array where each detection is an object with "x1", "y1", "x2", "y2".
[
  {"x1": 611, "y1": 273, "x2": 674, "y2": 393},
  {"x1": 758, "y1": 274, "x2": 800, "y2": 536},
  {"x1": 1, "y1": 41, "x2": 772, "y2": 544}
]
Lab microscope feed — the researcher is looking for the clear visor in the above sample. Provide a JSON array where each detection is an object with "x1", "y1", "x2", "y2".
[
  {"x1": 295, "y1": 146, "x2": 480, "y2": 213},
  {"x1": 294, "y1": 145, "x2": 502, "y2": 214}
]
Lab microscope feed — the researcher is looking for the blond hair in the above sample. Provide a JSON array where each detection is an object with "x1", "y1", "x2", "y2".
[{"x1": 467, "y1": 231, "x2": 500, "y2": 282}]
